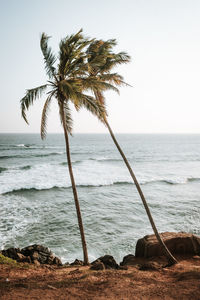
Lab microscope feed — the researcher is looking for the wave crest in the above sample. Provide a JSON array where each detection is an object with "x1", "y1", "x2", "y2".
[
  {"x1": 0, "y1": 152, "x2": 64, "y2": 160},
  {"x1": 1, "y1": 173, "x2": 200, "y2": 195},
  {"x1": 3, "y1": 176, "x2": 200, "y2": 195}
]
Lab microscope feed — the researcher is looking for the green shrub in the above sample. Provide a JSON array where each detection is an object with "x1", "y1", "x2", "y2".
[{"x1": 0, "y1": 253, "x2": 17, "y2": 265}]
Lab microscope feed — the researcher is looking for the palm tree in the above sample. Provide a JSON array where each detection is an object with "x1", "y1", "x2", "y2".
[
  {"x1": 20, "y1": 30, "x2": 106, "y2": 265},
  {"x1": 86, "y1": 39, "x2": 177, "y2": 265}
]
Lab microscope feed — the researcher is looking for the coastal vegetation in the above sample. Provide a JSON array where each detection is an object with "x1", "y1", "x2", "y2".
[
  {"x1": 85, "y1": 38, "x2": 177, "y2": 265},
  {"x1": 0, "y1": 254, "x2": 17, "y2": 266},
  {"x1": 20, "y1": 29, "x2": 176, "y2": 265},
  {"x1": 20, "y1": 30, "x2": 106, "y2": 265}
]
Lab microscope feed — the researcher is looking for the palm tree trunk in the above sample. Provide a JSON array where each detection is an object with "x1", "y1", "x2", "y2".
[
  {"x1": 61, "y1": 106, "x2": 89, "y2": 265},
  {"x1": 105, "y1": 119, "x2": 177, "y2": 265}
]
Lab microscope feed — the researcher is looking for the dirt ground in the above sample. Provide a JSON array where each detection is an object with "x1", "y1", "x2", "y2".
[{"x1": 0, "y1": 255, "x2": 200, "y2": 300}]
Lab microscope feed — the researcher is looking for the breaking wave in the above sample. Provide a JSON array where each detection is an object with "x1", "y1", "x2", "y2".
[
  {"x1": 0, "y1": 152, "x2": 64, "y2": 160},
  {"x1": 2, "y1": 176, "x2": 200, "y2": 195}
]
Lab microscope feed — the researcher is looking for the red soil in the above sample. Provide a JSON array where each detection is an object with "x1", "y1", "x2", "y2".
[{"x1": 0, "y1": 255, "x2": 200, "y2": 300}]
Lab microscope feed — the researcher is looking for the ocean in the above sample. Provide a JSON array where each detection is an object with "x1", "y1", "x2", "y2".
[{"x1": 0, "y1": 133, "x2": 200, "y2": 263}]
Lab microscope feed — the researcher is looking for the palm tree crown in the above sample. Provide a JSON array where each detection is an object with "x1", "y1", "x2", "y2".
[
  {"x1": 86, "y1": 39, "x2": 130, "y2": 106},
  {"x1": 20, "y1": 30, "x2": 111, "y2": 265},
  {"x1": 21, "y1": 30, "x2": 106, "y2": 138}
]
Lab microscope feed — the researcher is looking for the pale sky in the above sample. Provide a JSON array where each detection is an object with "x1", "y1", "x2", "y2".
[{"x1": 0, "y1": 0, "x2": 200, "y2": 134}]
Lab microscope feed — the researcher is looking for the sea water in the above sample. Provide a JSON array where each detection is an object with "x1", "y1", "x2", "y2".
[{"x1": 0, "y1": 133, "x2": 200, "y2": 263}]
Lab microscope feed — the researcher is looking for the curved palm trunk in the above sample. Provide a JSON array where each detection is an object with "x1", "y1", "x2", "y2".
[
  {"x1": 105, "y1": 119, "x2": 177, "y2": 265},
  {"x1": 61, "y1": 107, "x2": 89, "y2": 265}
]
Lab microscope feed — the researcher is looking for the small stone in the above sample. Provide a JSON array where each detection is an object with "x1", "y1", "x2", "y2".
[
  {"x1": 32, "y1": 251, "x2": 39, "y2": 260},
  {"x1": 70, "y1": 259, "x2": 84, "y2": 266},
  {"x1": 16, "y1": 253, "x2": 26, "y2": 262},
  {"x1": 47, "y1": 255, "x2": 54, "y2": 265},
  {"x1": 120, "y1": 254, "x2": 136, "y2": 266},
  {"x1": 25, "y1": 256, "x2": 32, "y2": 263},
  {"x1": 53, "y1": 256, "x2": 62, "y2": 266},
  {"x1": 92, "y1": 255, "x2": 119, "y2": 269},
  {"x1": 33, "y1": 260, "x2": 40, "y2": 266}
]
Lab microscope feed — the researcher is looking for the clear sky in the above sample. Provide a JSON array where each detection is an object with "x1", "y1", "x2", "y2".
[{"x1": 0, "y1": 0, "x2": 200, "y2": 133}]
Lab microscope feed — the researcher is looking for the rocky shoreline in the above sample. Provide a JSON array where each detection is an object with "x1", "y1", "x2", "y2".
[
  {"x1": 1, "y1": 232, "x2": 200, "y2": 300},
  {"x1": 1, "y1": 232, "x2": 200, "y2": 269}
]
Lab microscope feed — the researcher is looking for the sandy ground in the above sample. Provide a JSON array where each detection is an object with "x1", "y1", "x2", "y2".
[{"x1": 0, "y1": 255, "x2": 200, "y2": 300}]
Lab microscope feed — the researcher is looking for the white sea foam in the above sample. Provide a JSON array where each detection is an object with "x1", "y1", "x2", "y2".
[{"x1": 1, "y1": 157, "x2": 200, "y2": 194}]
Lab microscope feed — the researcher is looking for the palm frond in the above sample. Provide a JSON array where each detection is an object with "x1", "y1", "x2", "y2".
[
  {"x1": 41, "y1": 92, "x2": 55, "y2": 140},
  {"x1": 98, "y1": 73, "x2": 131, "y2": 87},
  {"x1": 20, "y1": 84, "x2": 48, "y2": 124},
  {"x1": 101, "y1": 39, "x2": 117, "y2": 50},
  {"x1": 58, "y1": 100, "x2": 73, "y2": 134},
  {"x1": 59, "y1": 80, "x2": 82, "y2": 110},
  {"x1": 87, "y1": 38, "x2": 130, "y2": 70},
  {"x1": 58, "y1": 29, "x2": 91, "y2": 78},
  {"x1": 40, "y1": 33, "x2": 56, "y2": 79},
  {"x1": 75, "y1": 92, "x2": 107, "y2": 122},
  {"x1": 64, "y1": 102, "x2": 73, "y2": 134},
  {"x1": 111, "y1": 52, "x2": 131, "y2": 63},
  {"x1": 72, "y1": 76, "x2": 119, "y2": 94},
  {"x1": 98, "y1": 73, "x2": 123, "y2": 84},
  {"x1": 65, "y1": 55, "x2": 87, "y2": 77},
  {"x1": 100, "y1": 52, "x2": 130, "y2": 73},
  {"x1": 87, "y1": 39, "x2": 116, "y2": 58},
  {"x1": 94, "y1": 90, "x2": 105, "y2": 105}
]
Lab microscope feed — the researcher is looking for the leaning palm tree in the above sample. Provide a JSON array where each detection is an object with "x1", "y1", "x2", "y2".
[
  {"x1": 20, "y1": 30, "x2": 107, "y2": 265},
  {"x1": 86, "y1": 39, "x2": 177, "y2": 265}
]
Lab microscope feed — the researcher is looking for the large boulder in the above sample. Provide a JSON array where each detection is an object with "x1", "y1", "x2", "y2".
[{"x1": 135, "y1": 232, "x2": 200, "y2": 258}]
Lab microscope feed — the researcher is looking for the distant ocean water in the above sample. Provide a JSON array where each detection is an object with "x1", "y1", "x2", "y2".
[{"x1": 0, "y1": 133, "x2": 200, "y2": 263}]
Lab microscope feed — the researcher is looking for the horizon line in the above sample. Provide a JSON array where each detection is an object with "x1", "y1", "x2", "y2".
[{"x1": 0, "y1": 132, "x2": 200, "y2": 135}]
